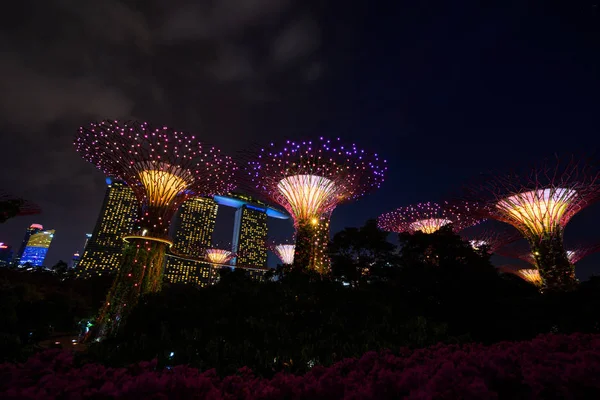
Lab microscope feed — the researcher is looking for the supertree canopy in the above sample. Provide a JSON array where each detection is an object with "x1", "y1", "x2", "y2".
[
  {"x1": 205, "y1": 248, "x2": 234, "y2": 265},
  {"x1": 498, "y1": 239, "x2": 600, "y2": 267},
  {"x1": 378, "y1": 201, "x2": 480, "y2": 234},
  {"x1": 500, "y1": 265, "x2": 543, "y2": 287},
  {"x1": 205, "y1": 248, "x2": 234, "y2": 285},
  {"x1": 75, "y1": 120, "x2": 236, "y2": 339},
  {"x1": 245, "y1": 138, "x2": 386, "y2": 274},
  {"x1": 465, "y1": 156, "x2": 600, "y2": 292},
  {"x1": 460, "y1": 226, "x2": 520, "y2": 254},
  {"x1": 0, "y1": 192, "x2": 41, "y2": 223},
  {"x1": 76, "y1": 121, "x2": 236, "y2": 238},
  {"x1": 272, "y1": 244, "x2": 295, "y2": 265}
]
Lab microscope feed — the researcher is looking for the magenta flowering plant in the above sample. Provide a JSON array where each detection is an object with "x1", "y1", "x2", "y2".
[{"x1": 2, "y1": 333, "x2": 600, "y2": 399}]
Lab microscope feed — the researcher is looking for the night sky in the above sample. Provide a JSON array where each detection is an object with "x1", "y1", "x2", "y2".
[{"x1": 1, "y1": 1, "x2": 599, "y2": 277}]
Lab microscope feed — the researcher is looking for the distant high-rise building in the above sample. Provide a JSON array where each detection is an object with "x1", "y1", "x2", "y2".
[
  {"x1": 83, "y1": 233, "x2": 92, "y2": 251},
  {"x1": 164, "y1": 197, "x2": 218, "y2": 285},
  {"x1": 19, "y1": 229, "x2": 55, "y2": 266},
  {"x1": 71, "y1": 252, "x2": 81, "y2": 269},
  {"x1": 214, "y1": 194, "x2": 288, "y2": 269},
  {"x1": 0, "y1": 243, "x2": 13, "y2": 267},
  {"x1": 76, "y1": 178, "x2": 138, "y2": 278},
  {"x1": 13, "y1": 224, "x2": 43, "y2": 265}
]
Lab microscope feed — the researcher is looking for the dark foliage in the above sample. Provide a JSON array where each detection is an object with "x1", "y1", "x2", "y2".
[
  {"x1": 0, "y1": 268, "x2": 112, "y2": 362},
  {"x1": 329, "y1": 219, "x2": 399, "y2": 285},
  {"x1": 3, "y1": 221, "x2": 600, "y2": 380},
  {"x1": 5, "y1": 333, "x2": 600, "y2": 399},
  {"x1": 82, "y1": 224, "x2": 600, "y2": 377}
]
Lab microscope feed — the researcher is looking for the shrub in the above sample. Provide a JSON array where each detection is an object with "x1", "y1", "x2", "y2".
[{"x1": 1, "y1": 333, "x2": 599, "y2": 399}]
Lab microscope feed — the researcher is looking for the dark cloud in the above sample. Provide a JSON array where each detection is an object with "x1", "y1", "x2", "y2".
[
  {"x1": 160, "y1": 0, "x2": 294, "y2": 42},
  {"x1": 0, "y1": 0, "x2": 323, "y2": 264}
]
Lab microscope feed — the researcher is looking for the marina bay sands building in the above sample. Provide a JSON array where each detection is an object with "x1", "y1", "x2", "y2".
[
  {"x1": 165, "y1": 194, "x2": 288, "y2": 286},
  {"x1": 164, "y1": 197, "x2": 218, "y2": 286},
  {"x1": 214, "y1": 194, "x2": 288, "y2": 269},
  {"x1": 76, "y1": 178, "x2": 138, "y2": 278}
]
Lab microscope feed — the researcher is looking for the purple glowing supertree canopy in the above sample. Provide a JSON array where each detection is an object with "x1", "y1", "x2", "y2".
[
  {"x1": 244, "y1": 137, "x2": 387, "y2": 274},
  {"x1": 378, "y1": 201, "x2": 481, "y2": 234},
  {"x1": 464, "y1": 155, "x2": 600, "y2": 291},
  {"x1": 75, "y1": 120, "x2": 237, "y2": 239}
]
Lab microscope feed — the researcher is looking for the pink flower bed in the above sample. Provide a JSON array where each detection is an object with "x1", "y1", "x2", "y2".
[{"x1": 1, "y1": 333, "x2": 600, "y2": 399}]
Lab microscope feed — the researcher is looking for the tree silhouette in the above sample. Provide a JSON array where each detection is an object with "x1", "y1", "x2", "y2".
[
  {"x1": 329, "y1": 219, "x2": 398, "y2": 285},
  {"x1": 50, "y1": 260, "x2": 69, "y2": 276}
]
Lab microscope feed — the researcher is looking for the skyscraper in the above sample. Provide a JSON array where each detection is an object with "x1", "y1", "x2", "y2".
[
  {"x1": 13, "y1": 224, "x2": 43, "y2": 265},
  {"x1": 164, "y1": 197, "x2": 218, "y2": 285},
  {"x1": 76, "y1": 178, "x2": 138, "y2": 278},
  {"x1": 83, "y1": 233, "x2": 92, "y2": 251},
  {"x1": 71, "y1": 252, "x2": 81, "y2": 269},
  {"x1": 214, "y1": 194, "x2": 288, "y2": 268},
  {"x1": 232, "y1": 205, "x2": 268, "y2": 267},
  {"x1": 172, "y1": 197, "x2": 218, "y2": 256},
  {"x1": 19, "y1": 229, "x2": 55, "y2": 266},
  {"x1": 0, "y1": 243, "x2": 13, "y2": 267}
]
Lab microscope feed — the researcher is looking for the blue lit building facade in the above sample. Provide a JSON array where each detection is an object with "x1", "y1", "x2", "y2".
[
  {"x1": 13, "y1": 224, "x2": 44, "y2": 266},
  {"x1": 19, "y1": 229, "x2": 55, "y2": 266}
]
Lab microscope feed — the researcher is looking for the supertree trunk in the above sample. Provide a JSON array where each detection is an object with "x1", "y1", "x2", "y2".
[
  {"x1": 293, "y1": 216, "x2": 331, "y2": 275},
  {"x1": 530, "y1": 232, "x2": 578, "y2": 292},
  {"x1": 86, "y1": 238, "x2": 168, "y2": 341}
]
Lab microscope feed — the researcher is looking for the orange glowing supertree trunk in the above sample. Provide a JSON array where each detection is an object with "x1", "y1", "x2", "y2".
[
  {"x1": 378, "y1": 201, "x2": 481, "y2": 234},
  {"x1": 243, "y1": 138, "x2": 387, "y2": 275},
  {"x1": 75, "y1": 120, "x2": 237, "y2": 339},
  {"x1": 464, "y1": 156, "x2": 600, "y2": 292}
]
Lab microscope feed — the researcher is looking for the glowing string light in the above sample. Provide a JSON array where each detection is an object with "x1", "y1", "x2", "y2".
[
  {"x1": 496, "y1": 188, "x2": 577, "y2": 236},
  {"x1": 244, "y1": 137, "x2": 386, "y2": 274},
  {"x1": 378, "y1": 202, "x2": 480, "y2": 234}
]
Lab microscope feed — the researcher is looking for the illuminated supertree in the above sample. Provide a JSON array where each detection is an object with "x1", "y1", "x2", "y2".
[
  {"x1": 498, "y1": 240, "x2": 600, "y2": 267},
  {"x1": 205, "y1": 248, "x2": 235, "y2": 285},
  {"x1": 460, "y1": 226, "x2": 521, "y2": 254},
  {"x1": 245, "y1": 138, "x2": 386, "y2": 274},
  {"x1": 75, "y1": 120, "x2": 236, "y2": 338},
  {"x1": 499, "y1": 265, "x2": 543, "y2": 287},
  {"x1": 464, "y1": 156, "x2": 600, "y2": 291},
  {"x1": 378, "y1": 201, "x2": 480, "y2": 234},
  {"x1": 0, "y1": 192, "x2": 41, "y2": 223},
  {"x1": 271, "y1": 243, "x2": 295, "y2": 265}
]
